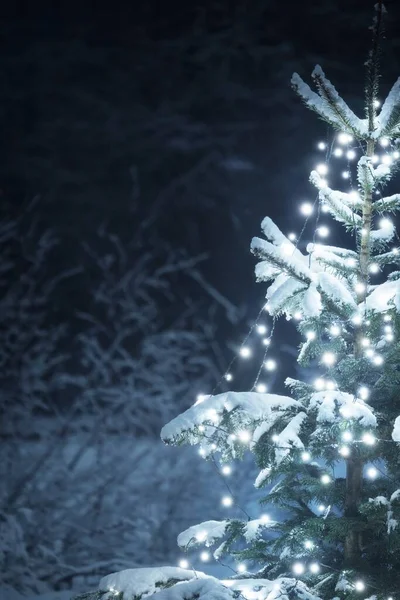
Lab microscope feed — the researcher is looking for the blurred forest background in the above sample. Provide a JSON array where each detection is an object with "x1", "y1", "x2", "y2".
[{"x1": 1, "y1": 0, "x2": 400, "y2": 597}]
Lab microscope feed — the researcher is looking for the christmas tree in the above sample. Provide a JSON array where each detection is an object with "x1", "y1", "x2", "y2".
[{"x1": 77, "y1": 3, "x2": 400, "y2": 599}]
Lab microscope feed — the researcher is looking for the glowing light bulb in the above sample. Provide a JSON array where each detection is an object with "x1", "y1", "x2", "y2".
[
  {"x1": 301, "y1": 451, "x2": 311, "y2": 462},
  {"x1": 355, "y1": 282, "x2": 366, "y2": 294},
  {"x1": 304, "y1": 540, "x2": 314, "y2": 549},
  {"x1": 256, "y1": 383, "x2": 267, "y2": 393},
  {"x1": 369, "y1": 262, "x2": 379, "y2": 274},
  {"x1": 338, "y1": 132, "x2": 351, "y2": 145},
  {"x1": 321, "y1": 474, "x2": 331, "y2": 485},
  {"x1": 257, "y1": 324, "x2": 267, "y2": 335},
  {"x1": 238, "y1": 430, "x2": 251, "y2": 443},
  {"x1": 358, "y1": 386, "x2": 369, "y2": 400},
  {"x1": 333, "y1": 147, "x2": 343, "y2": 157},
  {"x1": 380, "y1": 218, "x2": 392, "y2": 229},
  {"x1": 200, "y1": 551, "x2": 210, "y2": 562},
  {"x1": 317, "y1": 225, "x2": 329, "y2": 237},
  {"x1": 386, "y1": 333, "x2": 394, "y2": 342},
  {"x1": 318, "y1": 504, "x2": 325, "y2": 512},
  {"x1": 288, "y1": 232, "x2": 297, "y2": 241},
  {"x1": 179, "y1": 559, "x2": 189, "y2": 569},
  {"x1": 384, "y1": 325, "x2": 392, "y2": 333},
  {"x1": 199, "y1": 448, "x2": 206, "y2": 457},
  {"x1": 265, "y1": 359, "x2": 277, "y2": 371},
  {"x1": 330, "y1": 325, "x2": 341, "y2": 336},
  {"x1": 318, "y1": 141, "x2": 326, "y2": 150},
  {"x1": 198, "y1": 425, "x2": 205, "y2": 432},
  {"x1": 272, "y1": 434, "x2": 279, "y2": 442},
  {"x1": 306, "y1": 330, "x2": 316, "y2": 341},
  {"x1": 196, "y1": 394, "x2": 208, "y2": 405},
  {"x1": 380, "y1": 138, "x2": 390, "y2": 147},
  {"x1": 316, "y1": 163, "x2": 328, "y2": 175},
  {"x1": 366, "y1": 466, "x2": 378, "y2": 479},
  {"x1": 374, "y1": 99, "x2": 380, "y2": 108},
  {"x1": 260, "y1": 514, "x2": 270, "y2": 523},
  {"x1": 292, "y1": 562, "x2": 305, "y2": 575},
  {"x1": 352, "y1": 314, "x2": 363, "y2": 326},
  {"x1": 310, "y1": 563, "x2": 320, "y2": 574},
  {"x1": 372, "y1": 154, "x2": 379, "y2": 164},
  {"x1": 225, "y1": 373, "x2": 233, "y2": 381},
  {"x1": 382, "y1": 154, "x2": 393, "y2": 165},
  {"x1": 196, "y1": 530, "x2": 207, "y2": 542},
  {"x1": 365, "y1": 348, "x2": 374, "y2": 358},
  {"x1": 384, "y1": 315, "x2": 392, "y2": 322},
  {"x1": 240, "y1": 346, "x2": 251, "y2": 358},
  {"x1": 222, "y1": 465, "x2": 232, "y2": 476},
  {"x1": 314, "y1": 378, "x2": 325, "y2": 390},
  {"x1": 361, "y1": 337, "x2": 370, "y2": 347},
  {"x1": 321, "y1": 203, "x2": 329, "y2": 212},
  {"x1": 294, "y1": 311, "x2": 302, "y2": 321},
  {"x1": 342, "y1": 171, "x2": 350, "y2": 179},
  {"x1": 354, "y1": 580, "x2": 365, "y2": 592},
  {"x1": 339, "y1": 446, "x2": 351, "y2": 457},
  {"x1": 393, "y1": 151, "x2": 400, "y2": 160},
  {"x1": 348, "y1": 190, "x2": 360, "y2": 202},
  {"x1": 373, "y1": 355, "x2": 384, "y2": 366},
  {"x1": 262, "y1": 338, "x2": 271, "y2": 346},
  {"x1": 300, "y1": 202, "x2": 314, "y2": 216},
  {"x1": 362, "y1": 432, "x2": 376, "y2": 446},
  {"x1": 322, "y1": 352, "x2": 336, "y2": 366},
  {"x1": 342, "y1": 430, "x2": 353, "y2": 442},
  {"x1": 346, "y1": 149, "x2": 356, "y2": 160},
  {"x1": 222, "y1": 496, "x2": 233, "y2": 507},
  {"x1": 237, "y1": 563, "x2": 246, "y2": 573},
  {"x1": 282, "y1": 242, "x2": 294, "y2": 256},
  {"x1": 326, "y1": 380, "x2": 336, "y2": 390}
]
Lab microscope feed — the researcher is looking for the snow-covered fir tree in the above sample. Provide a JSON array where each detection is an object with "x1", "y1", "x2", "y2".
[{"x1": 76, "y1": 4, "x2": 400, "y2": 600}]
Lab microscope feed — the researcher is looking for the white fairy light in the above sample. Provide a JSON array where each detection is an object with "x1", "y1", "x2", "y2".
[
  {"x1": 384, "y1": 314, "x2": 392, "y2": 322},
  {"x1": 330, "y1": 324, "x2": 341, "y2": 336},
  {"x1": 369, "y1": 262, "x2": 379, "y2": 274},
  {"x1": 355, "y1": 282, "x2": 366, "y2": 294},
  {"x1": 346, "y1": 149, "x2": 356, "y2": 160},
  {"x1": 199, "y1": 448, "x2": 206, "y2": 457},
  {"x1": 382, "y1": 154, "x2": 393, "y2": 165},
  {"x1": 352, "y1": 314, "x2": 363, "y2": 326},
  {"x1": 384, "y1": 325, "x2": 392, "y2": 333},
  {"x1": 200, "y1": 551, "x2": 210, "y2": 562},
  {"x1": 294, "y1": 311, "x2": 302, "y2": 321},
  {"x1": 292, "y1": 562, "x2": 305, "y2": 575},
  {"x1": 260, "y1": 514, "x2": 270, "y2": 523},
  {"x1": 265, "y1": 359, "x2": 277, "y2": 371},
  {"x1": 238, "y1": 430, "x2": 251, "y2": 443},
  {"x1": 199, "y1": 425, "x2": 205, "y2": 432},
  {"x1": 256, "y1": 383, "x2": 267, "y2": 393},
  {"x1": 225, "y1": 373, "x2": 233, "y2": 381},
  {"x1": 179, "y1": 559, "x2": 189, "y2": 569},
  {"x1": 314, "y1": 378, "x2": 325, "y2": 390},
  {"x1": 373, "y1": 355, "x2": 384, "y2": 366},
  {"x1": 392, "y1": 248, "x2": 399, "y2": 255},
  {"x1": 339, "y1": 445, "x2": 351, "y2": 457},
  {"x1": 301, "y1": 451, "x2": 311, "y2": 462},
  {"x1": 362, "y1": 432, "x2": 376, "y2": 446},
  {"x1": 393, "y1": 150, "x2": 400, "y2": 159},
  {"x1": 361, "y1": 337, "x2": 370, "y2": 347},
  {"x1": 354, "y1": 580, "x2": 365, "y2": 592},
  {"x1": 262, "y1": 338, "x2": 271, "y2": 346},
  {"x1": 333, "y1": 147, "x2": 343, "y2": 157},
  {"x1": 310, "y1": 563, "x2": 320, "y2": 574},
  {"x1": 300, "y1": 202, "x2": 314, "y2": 216},
  {"x1": 318, "y1": 141, "x2": 326, "y2": 150},
  {"x1": 196, "y1": 394, "x2": 208, "y2": 405},
  {"x1": 321, "y1": 203, "x2": 329, "y2": 212},
  {"x1": 342, "y1": 171, "x2": 350, "y2": 179},
  {"x1": 322, "y1": 351, "x2": 336, "y2": 366},
  {"x1": 321, "y1": 474, "x2": 331, "y2": 485},
  {"x1": 386, "y1": 333, "x2": 394, "y2": 342},
  {"x1": 372, "y1": 154, "x2": 379, "y2": 164},
  {"x1": 222, "y1": 465, "x2": 232, "y2": 476},
  {"x1": 358, "y1": 386, "x2": 369, "y2": 400},
  {"x1": 348, "y1": 190, "x2": 360, "y2": 202},
  {"x1": 338, "y1": 132, "x2": 351, "y2": 144},
  {"x1": 342, "y1": 430, "x2": 353, "y2": 442},
  {"x1": 221, "y1": 496, "x2": 233, "y2": 507},
  {"x1": 304, "y1": 540, "x2": 314, "y2": 549},
  {"x1": 318, "y1": 504, "x2": 325, "y2": 512},
  {"x1": 380, "y1": 217, "x2": 393, "y2": 229},
  {"x1": 257, "y1": 324, "x2": 267, "y2": 335},
  {"x1": 317, "y1": 225, "x2": 330, "y2": 237},
  {"x1": 316, "y1": 163, "x2": 328, "y2": 175},
  {"x1": 374, "y1": 99, "x2": 380, "y2": 108},
  {"x1": 365, "y1": 348, "x2": 374, "y2": 358},
  {"x1": 326, "y1": 380, "x2": 336, "y2": 390},
  {"x1": 366, "y1": 466, "x2": 378, "y2": 479},
  {"x1": 196, "y1": 530, "x2": 207, "y2": 542},
  {"x1": 237, "y1": 563, "x2": 246, "y2": 573},
  {"x1": 240, "y1": 346, "x2": 251, "y2": 358},
  {"x1": 380, "y1": 137, "x2": 390, "y2": 147},
  {"x1": 272, "y1": 434, "x2": 279, "y2": 442},
  {"x1": 288, "y1": 232, "x2": 297, "y2": 241},
  {"x1": 282, "y1": 242, "x2": 294, "y2": 256},
  {"x1": 306, "y1": 330, "x2": 316, "y2": 341}
]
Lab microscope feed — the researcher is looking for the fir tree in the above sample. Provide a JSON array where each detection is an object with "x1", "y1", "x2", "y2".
[{"x1": 77, "y1": 3, "x2": 400, "y2": 599}]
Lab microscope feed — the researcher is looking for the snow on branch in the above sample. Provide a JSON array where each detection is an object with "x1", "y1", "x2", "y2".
[
  {"x1": 309, "y1": 390, "x2": 377, "y2": 428},
  {"x1": 177, "y1": 520, "x2": 229, "y2": 549},
  {"x1": 373, "y1": 193, "x2": 400, "y2": 213},
  {"x1": 375, "y1": 76, "x2": 400, "y2": 137},
  {"x1": 292, "y1": 67, "x2": 367, "y2": 137},
  {"x1": 310, "y1": 171, "x2": 361, "y2": 227},
  {"x1": 364, "y1": 280, "x2": 400, "y2": 313}
]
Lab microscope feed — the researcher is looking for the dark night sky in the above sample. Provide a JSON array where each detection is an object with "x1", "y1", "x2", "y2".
[{"x1": 2, "y1": 0, "x2": 400, "y2": 383}]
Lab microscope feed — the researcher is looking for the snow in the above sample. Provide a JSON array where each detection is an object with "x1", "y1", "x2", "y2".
[
  {"x1": 370, "y1": 219, "x2": 395, "y2": 243},
  {"x1": 161, "y1": 391, "x2": 301, "y2": 444},
  {"x1": 375, "y1": 76, "x2": 400, "y2": 136},
  {"x1": 254, "y1": 467, "x2": 271, "y2": 488},
  {"x1": 310, "y1": 171, "x2": 362, "y2": 226},
  {"x1": 309, "y1": 391, "x2": 377, "y2": 427},
  {"x1": 146, "y1": 578, "x2": 235, "y2": 600},
  {"x1": 302, "y1": 284, "x2": 322, "y2": 318},
  {"x1": 314, "y1": 272, "x2": 356, "y2": 312},
  {"x1": 99, "y1": 567, "x2": 207, "y2": 598},
  {"x1": 392, "y1": 416, "x2": 400, "y2": 442},
  {"x1": 273, "y1": 412, "x2": 306, "y2": 464},
  {"x1": 177, "y1": 521, "x2": 228, "y2": 549},
  {"x1": 365, "y1": 280, "x2": 400, "y2": 313},
  {"x1": 243, "y1": 518, "x2": 273, "y2": 542}
]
